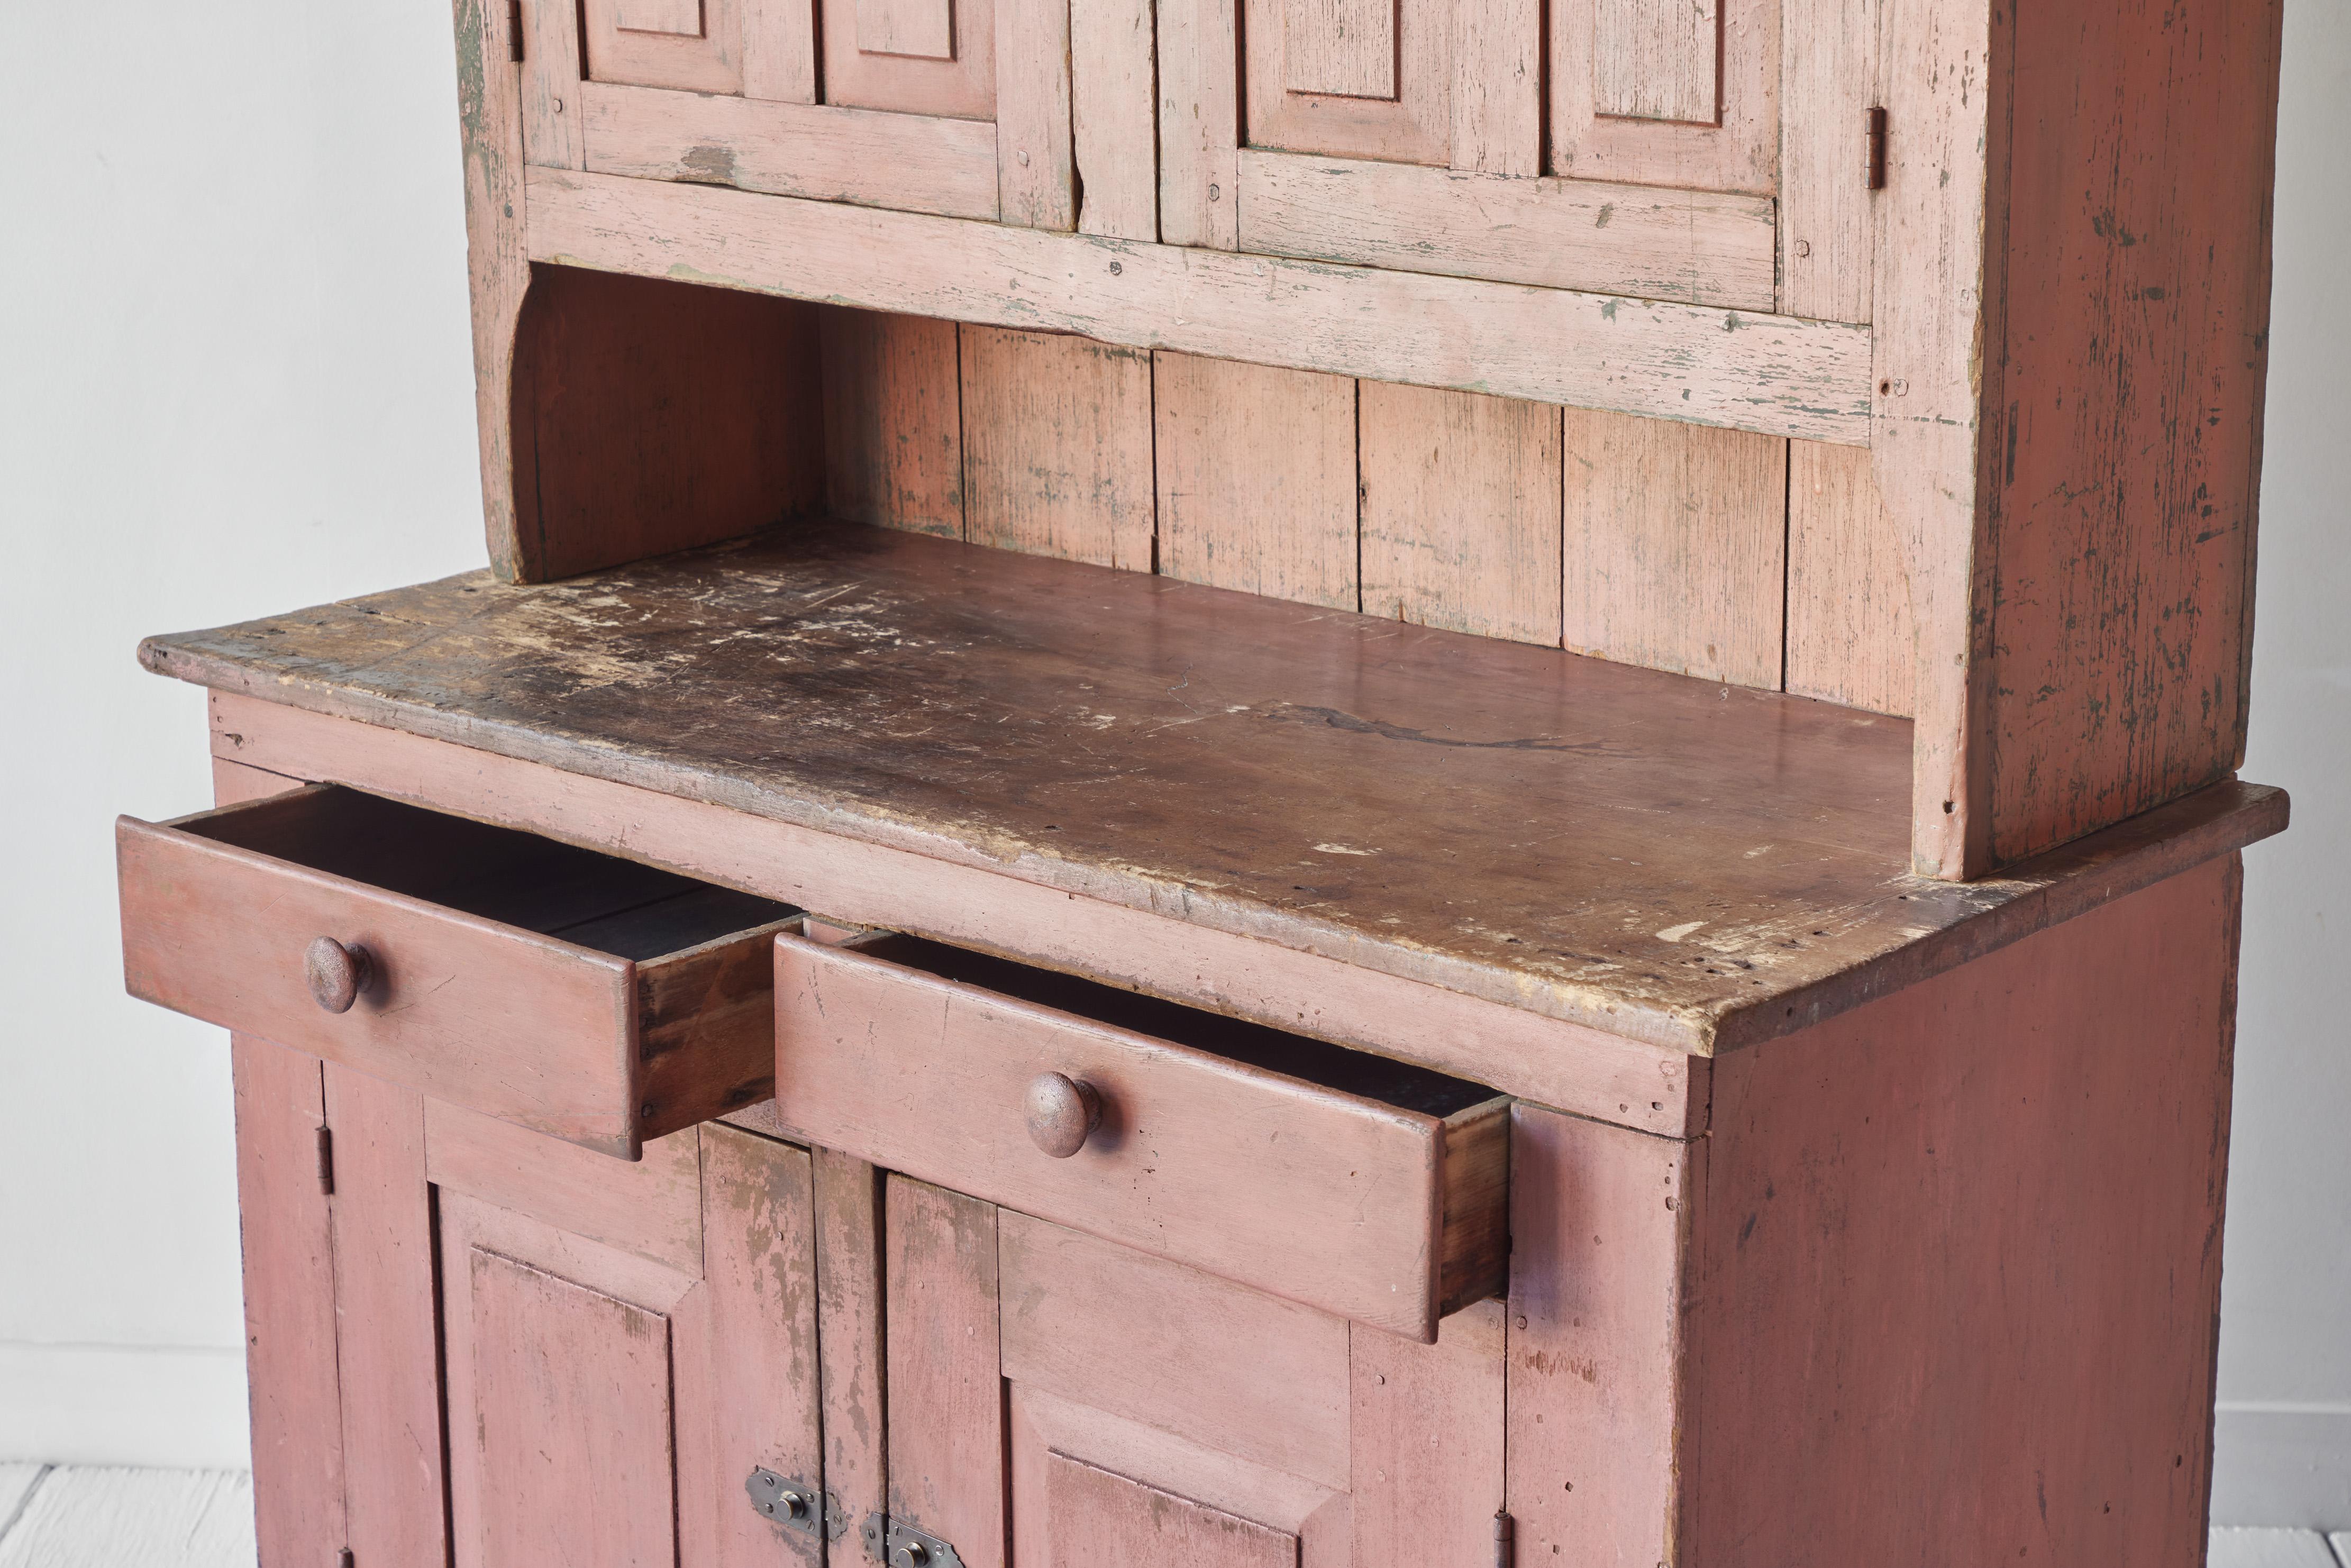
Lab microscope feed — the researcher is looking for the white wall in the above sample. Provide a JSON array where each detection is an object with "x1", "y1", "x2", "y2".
[{"x1": 2, "y1": 0, "x2": 2345, "y2": 1518}]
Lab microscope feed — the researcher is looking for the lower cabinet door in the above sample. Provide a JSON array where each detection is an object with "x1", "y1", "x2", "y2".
[
  {"x1": 429, "y1": 1107, "x2": 827, "y2": 1568},
  {"x1": 880, "y1": 1174, "x2": 1508, "y2": 1568}
]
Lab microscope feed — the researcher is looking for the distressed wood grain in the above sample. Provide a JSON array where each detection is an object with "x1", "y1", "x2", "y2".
[
  {"x1": 1787, "y1": 438, "x2": 1913, "y2": 716},
  {"x1": 999, "y1": 1210, "x2": 1353, "y2": 1489},
  {"x1": 1359, "y1": 382, "x2": 1562, "y2": 646},
  {"x1": 1239, "y1": 150, "x2": 1777, "y2": 310},
  {"x1": 1592, "y1": 0, "x2": 1720, "y2": 124},
  {"x1": 1157, "y1": 0, "x2": 1241, "y2": 247},
  {"x1": 1778, "y1": 0, "x2": 1876, "y2": 322},
  {"x1": 856, "y1": 0, "x2": 954, "y2": 57},
  {"x1": 167, "y1": 541, "x2": 2283, "y2": 1065},
  {"x1": 322, "y1": 1063, "x2": 446, "y2": 1568},
  {"x1": 1046, "y1": 1454, "x2": 1299, "y2": 1567},
  {"x1": 1560, "y1": 408, "x2": 1787, "y2": 687},
  {"x1": 1506, "y1": 1104, "x2": 1700, "y2": 1568},
  {"x1": 1072, "y1": 0, "x2": 1159, "y2": 239},
  {"x1": 1450, "y1": 0, "x2": 1540, "y2": 174},
  {"x1": 885, "y1": 1178, "x2": 1005, "y2": 1568},
  {"x1": 451, "y1": 0, "x2": 531, "y2": 579},
  {"x1": 523, "y1": 167, "x2": 1875, "y2": 443},
  {"x1": 822, "y1": 0, "x2": 996, "y2": 116},
  {"x1": 996, "y1": 0, "x2": 1076, "y2": 227},
  {"x1": 520, "y1": 0, "x2": 585, "y2": 170},
  {"x1": 1154, "y1": 351, "x2": 1357, "y2": 607},
  {"x1": 814, "y1": 1148, "x2": 889, "y2": 1564},
  {"x1": 1549, "y1": 0, "x2": 1776, "y2": 193},
  {"x1": 961, "y1": 326, "x2": 1155, "y2": 570},
  {"x1": 579, "y1": 82, "x2": 1001, "y2": 220},
  {"x1": 230, "y1": 1037, "x2": 346, "y2": 1568},
  {"x1": 743, "y1": 0, "x2": 819, "y2": 99},
  {"x1": 1246, "y1": 0, "x2": 1450, "y2": 164},
  {"x1": 819, "y1": 309, "x2": 966, "y2": 538},
  {"x1": 1351, "y1": 1302, "x2": 1506, "y2": 1568}
]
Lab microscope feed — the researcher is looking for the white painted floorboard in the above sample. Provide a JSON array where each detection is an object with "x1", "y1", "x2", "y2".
[
  {"x1": 0, "y1": 1467, "x2": 255, "y2": 1568},
  {"x1": 0, "y1": 1464, "x2": 2335, "y2": 1566},
  {"x1": 2209, "y1": 1526, "x2": 2345, "y2": 1568}
]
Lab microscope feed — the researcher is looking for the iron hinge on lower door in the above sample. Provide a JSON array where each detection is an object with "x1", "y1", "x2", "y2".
[
  {"x1": 863, "y1": 1512, "x2": 964, "y2": 1568},
  {"x1": 315, "y1": 1125, "x2": 335, "y2": 1197}
]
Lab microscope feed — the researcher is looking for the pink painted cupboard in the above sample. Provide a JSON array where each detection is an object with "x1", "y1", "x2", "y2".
[{"x1": 117, "y1": 0, "x2": 2288, "y2": 1562}]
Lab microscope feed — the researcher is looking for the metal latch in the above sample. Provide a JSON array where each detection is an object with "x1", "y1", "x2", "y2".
[
  {"x1": 744, "y1": 1469, "x2": 824, "y2": 1540},
  {"x1": 862, "y1": 1514, "x2": 965, "y2": 1568}
]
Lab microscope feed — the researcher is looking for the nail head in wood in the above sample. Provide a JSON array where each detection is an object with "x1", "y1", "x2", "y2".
[
  {"x1": 303, "y1": 936, "x2": 372, "y2": 1014},
  {"x1": 1024, "y1": 1071, "x2": 1102, "y2": 1158}
]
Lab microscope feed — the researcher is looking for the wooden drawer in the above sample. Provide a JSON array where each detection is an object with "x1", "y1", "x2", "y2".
[
  {"x1": 119, "y1": 785, "x2": 798, "y2": 1157},
  {"x1": 772, "y1": 933, "x2": 1510, "y2": 1339}
]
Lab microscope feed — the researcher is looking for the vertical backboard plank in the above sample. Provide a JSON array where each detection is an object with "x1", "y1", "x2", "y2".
[
  {"x1": 1506, "y1": 1104, "x2": 1701, "y2": 1568},
  {"x1": 522, "y1": 0, "x2": 587, "y2": 170},
  {"x1": 1155, "y1": 352, "x2": 1359, "y2": 609},
  {"x1": 323, "y1": 1063, "x2": 448, "y2": 1568},
  {"x1": 1351, "y1": 1302, "x2": 1506, "y2": 1568},
  {"x1": 1450, "y1": 0, "x2": 1541, "y2": 174},
  {"x1": 232, "y1": 1036, "x2": 348, "y2": 1568},
  {"x1": 1359, "y1": 383, "x2": 1562, "y2": 646},
  {"x1": 1778, "y1": 0, "x2": 1876, "y2": 321},
  {"x1": 743, "y1": 0, "x2": 821, "y2": 100},
  {"x1": 997, "y1": 0, "x2": 1077, "y2": 228},
  {"x1": 1158, "y1": 0, "x2": 1241, "y2": 247},
  {"x1": 814, "y1": 1150, "x2": 889, "y2": 1567},
  {"x1": 1591, "y1": 0, "x2": 1721, "y2": 123},
  {"x1": 1073, "y1": 0, "x2": 1160, "y2": 239},
  {"x1": 961, "y1": 326, "x2": 1155, "y2": 570},
  {"x1": 1283, "y1": 0, "x2": 1398, "y2": 99},
  {"x1": 699, "y1": 1124, "x2": 824, "y2": 1566},
  {"x1": 1786, "y1": 439, "x2": 1914, "y2": 716},
  {"x1": 1561, "y1": 409, "x2": 1787, "y2": 688},
  {"x1": 856, "y1": 0, "x2": 956, "y2": 57},
  {"x1": 1047, "y1": 1453, "x2": 1299, "y2": 1567},
  {"x1": 822, "y1": 309, "x2": 967, "y2": 539},
  {"x1": 886, "y1": 1177, "x2": 1006, "y2": 1568},
  {"x1": 472, "y1": 1250, "x2": 679, "y2": 1568}
]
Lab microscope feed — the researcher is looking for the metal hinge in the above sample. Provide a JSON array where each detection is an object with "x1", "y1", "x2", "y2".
[
  {"x1": 509, "y1": 0, "x2": 526, "y2": 60},
  {"x1": 864, "y1": 1513, "x2": 964, "y2": 1568},
  {"x1": 315, "y1": 1126, "x2": 335, "y2": 1197},
  {"x1": 1865, "y1": 105, "x2": 1889, "y2": 190},
  {"x1": 335, "y1": 1549, "x2": 354, "y2": 1568},
  {"x1": 1495, "y1": 1509, "x2": 1515, "y2": 1568},
  {"x1": 745, "y1": 1469, "x2": 826, "y2": 1540}
]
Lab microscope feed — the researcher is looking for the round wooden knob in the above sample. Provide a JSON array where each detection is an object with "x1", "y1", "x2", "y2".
[
  {"x1": 1024, "y1": 1072, "x2": 1101, "y2": 1159},
  {"x1": 304, "y1": 937, "x2": 372, "y2": 1014}
]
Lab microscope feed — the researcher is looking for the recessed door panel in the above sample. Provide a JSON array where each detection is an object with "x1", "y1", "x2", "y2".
[
  {"x1": 585, "y1": 0, "x2": 747, "y2": 93},
  {"x1": 1242, "y1": 0, "x2": 1448, "y2": 163},
  {"x1": 823, "y1": 0, "x2": 997, "y2": 117},
  {"x1": 1047, "y1": 1453, "x2": 1301, "y2": 1568}
]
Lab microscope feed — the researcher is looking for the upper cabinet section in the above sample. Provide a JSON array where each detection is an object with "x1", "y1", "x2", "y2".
[
  {"x1": 520, "y1": 0, "x2": 1072, "y2": 225},
  {"x1": 1163, "y1": 0, "x2": 1805, "y2": 312}
]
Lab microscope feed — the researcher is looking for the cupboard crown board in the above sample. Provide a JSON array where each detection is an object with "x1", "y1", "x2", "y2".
[{"x1": 122, "y1": 0, "x2": 2285, "y2": 1562}]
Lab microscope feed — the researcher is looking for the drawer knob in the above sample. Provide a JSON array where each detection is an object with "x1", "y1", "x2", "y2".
[
  {"x1": 1024, "y1": 1072, "x2": 1101, "y2": 1159},
  {"x1": 304, "y1": 937, "x2": 373, "y2": 1014}
]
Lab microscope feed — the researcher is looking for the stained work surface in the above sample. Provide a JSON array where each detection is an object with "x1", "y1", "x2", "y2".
[{"x1": 142, "y1": 522, "x2": 2283, "y2": 1052}]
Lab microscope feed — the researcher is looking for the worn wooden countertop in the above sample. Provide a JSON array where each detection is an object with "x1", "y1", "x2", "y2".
[{"x1": 141, "y1": 521, "x2": 2285, "y2": 1054}]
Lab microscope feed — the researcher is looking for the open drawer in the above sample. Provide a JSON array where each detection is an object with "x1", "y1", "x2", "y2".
[
  {"x1": 119, "y1": 785, "x2": 799, "y2": 1157},
  {"x1": 773, "y1": 932, "x2": 1510, "y2": 1340}
]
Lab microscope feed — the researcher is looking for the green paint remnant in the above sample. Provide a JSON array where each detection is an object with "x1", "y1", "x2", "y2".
[
  {"x1": 1723, "y1": 313, "x2": 1744, "y2": 332},
  {"x1": 1602, "y1": 300, "x2": 1618, "y2": 321},
  {"x1": 1596, "y1": 203, "x2": 1616, "y2": 229}
]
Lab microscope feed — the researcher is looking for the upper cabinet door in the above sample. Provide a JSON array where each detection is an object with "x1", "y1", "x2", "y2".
[
  {"x1": 524, "y1": 0, "x2": 1072, "y2": 226},
  {"x1": 1550, "y1": 0, "x2": 1780, "y2": 193},
  {"x1": 1242, "y1": 0, "x2": 1461, "y2": 167}
]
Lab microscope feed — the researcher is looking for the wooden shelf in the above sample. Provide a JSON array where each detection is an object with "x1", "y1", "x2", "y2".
[{"x1": 141, "y1": 521, "x2": 2283, "y2": 1058}]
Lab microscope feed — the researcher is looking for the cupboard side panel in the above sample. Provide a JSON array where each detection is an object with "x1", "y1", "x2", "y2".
[
  {"x1": 1980, "y1": 0, "x2": 2282, "y2": 865},
  {"x1": 1686, "y1": 855, "x2": 2242, "y2": 1567}
]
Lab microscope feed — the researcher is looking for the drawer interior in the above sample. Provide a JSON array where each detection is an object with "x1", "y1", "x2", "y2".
[
  {"x1": 193, "y1": 786, "x2": 796, "y2": 958},
  {"x1": 851, "y1": 934, "x2": 1502, "y2": 1118}
]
